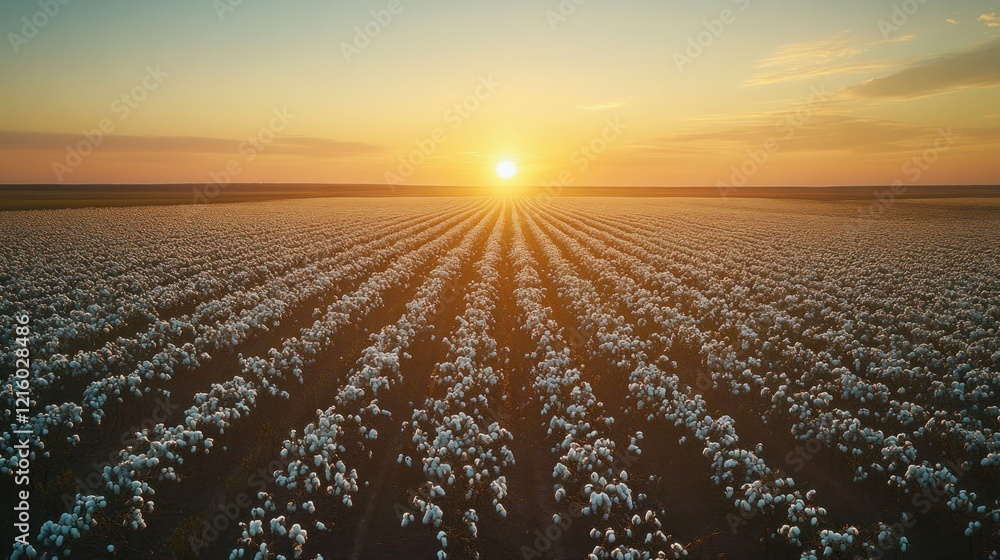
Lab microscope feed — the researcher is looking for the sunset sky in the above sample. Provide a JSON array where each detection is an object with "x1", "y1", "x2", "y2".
[{"x1": 1, "y1": 1, "x2": 998, "y2": 187}]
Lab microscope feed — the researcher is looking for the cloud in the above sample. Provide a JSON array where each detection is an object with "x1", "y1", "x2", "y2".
[
  {"x1": 946, "y1": 18, "x2": 958, "y2": 25},
  {"x1": 848, "y1": 38, "x2": 1000, "y2": 99},
  {"x1": 643, "y1": 112, "x2": 1000, "y2": 156},
  {"x1": 883, "y1": 33, "x2": 917, "y2": 43},
  {"x1": 746, "y1": 32, "x2": 904, "y2": 85},
  {"x1": 979, "y1": 12, "x2": 1000, "y2": 27},
  {"x1": 574, "y1": 99, "x2": 629, "y2": 111},
  {"x1": 0, "y1": 131, "x2": 381, "y2": 159},
  {"x1": 748, "y1": 32, "x2": 862, "y2": 85}
]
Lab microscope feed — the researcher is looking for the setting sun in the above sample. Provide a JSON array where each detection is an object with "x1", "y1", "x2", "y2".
[{"x1": 496, "y1": 160, "x2": 517, "y2": 180}]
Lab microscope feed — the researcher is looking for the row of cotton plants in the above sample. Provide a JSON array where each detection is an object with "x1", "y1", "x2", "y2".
[
  {"x1": 534, "y1": 202, "x2": 927, "y2": 557},
  {"x1": 8, "y1": 203, "x2": 485, "y2": 559},
  {"x1": 568, "y1": 198, "x2": 996, "y2": 455},
  {"x1": 230, "y1": 205, "x2": 501, "y2": 559},
  {"x1": 0, "y1": 198, "x2": 451, "y2": 342},
  {"x1": 401, "y1": 206, "x2": 513, "y2": 559},
  {"x1": 1, "y1": 212, "x2": 368, "y2": 369},
  {"x1": 244, "y1": 201, "x2": 492, "y2": 390},
  {"x1": 91, "y1": 206, "x2": 488, "y2": 551},
  {"x1": 3, "y1": 196, "x2": 995, "y2": 557},
  {"x1": 511, "y1": 211, "x2": 688, "y2": 560},
  {"x1": 0, "y1": 215, "x2": 365, "y2": 426},
  {"x1": 548, "y1": 203, "x2": 976, "y2": 462},
  {"x1": 544, "y1": 199, "x2": 998, "y2": 556},
  {"x1": 0, "y1": 201, "x2": 440, "y2": 421},
  {"x1": 556, "y1": 201, "x2": 999, "y2": 530},
  {"x1": 522, "y1": 203, "x2": 871, "y2": 559},
  {"x1": 0, "y1": 202, "x2": 478, "y2": 478}
]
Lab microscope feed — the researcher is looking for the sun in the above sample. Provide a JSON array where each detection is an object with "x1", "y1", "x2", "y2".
[{"x1": 496, "y1": 160, "x2": 517, "y2": 180}]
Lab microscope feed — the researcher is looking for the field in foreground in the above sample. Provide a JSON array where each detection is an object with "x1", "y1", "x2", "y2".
[{"x1": 1, "y1": 197, "x2": 998, "y2": 560}]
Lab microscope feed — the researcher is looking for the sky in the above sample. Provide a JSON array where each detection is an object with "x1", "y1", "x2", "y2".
[{"x1": 1, "y1": 0, "x2": 998, "y2": 188}]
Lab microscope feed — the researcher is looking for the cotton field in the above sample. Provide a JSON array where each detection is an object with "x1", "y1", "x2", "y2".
[{"x1": 1, "y1": 196, "x2": 998, "y2": 560}]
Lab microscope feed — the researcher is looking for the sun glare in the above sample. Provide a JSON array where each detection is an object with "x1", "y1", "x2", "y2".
[{"x1": 496, "y1": 160, "x2": 517, "y2": 180}]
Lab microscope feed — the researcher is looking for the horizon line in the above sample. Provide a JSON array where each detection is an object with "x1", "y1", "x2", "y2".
[{"x1": 2, "y1": 183, "x2": 999, "y2": 189}]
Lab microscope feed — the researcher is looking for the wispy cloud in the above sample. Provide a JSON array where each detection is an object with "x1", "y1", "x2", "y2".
[
  {"x1": 574, "y1": 99, "x2": 630, "y2": 111},
  {"x1": 884, "y1": 33, "x2": 917, "y2": 43},
  {"x1": 946, "y1": 18, "x2": 958, "y2": 25},
  {"x1": 847, "y1": 38, "x2": 1000, "y2": 99},
  {"x1": 0, "y1": 131, "x2": 381, "y2": 159},
  {"x1": 746, "y1": 32, "x2": 904, "y2": 85},
  {"x1": 979, "y1": 12, "x2": 1000, "y2": 28}
]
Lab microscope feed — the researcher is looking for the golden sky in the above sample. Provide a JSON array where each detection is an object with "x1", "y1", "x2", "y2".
[{"x1": 1, "y1": 1, "x2": 998, "y2": 187}]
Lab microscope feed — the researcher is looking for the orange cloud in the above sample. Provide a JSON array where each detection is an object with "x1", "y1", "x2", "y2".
[
  {"x1": 978, "y1": 12, "x2": 1000, "y2": 27},
  {"x1": 746, "y1": 32, "x2": 907, "y2": 85}
]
